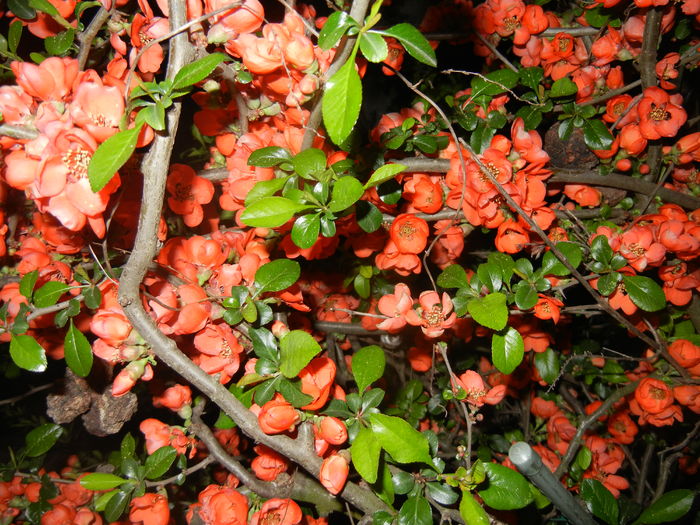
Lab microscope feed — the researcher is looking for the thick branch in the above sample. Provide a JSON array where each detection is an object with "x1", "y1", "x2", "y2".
[{"x1": 640, "y1": 8, "x2": 663, "y2": 89}]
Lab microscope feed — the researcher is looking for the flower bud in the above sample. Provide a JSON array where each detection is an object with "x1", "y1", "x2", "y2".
[{"x1": 319, "y1": 454, "x2": 349, "y2": 495}]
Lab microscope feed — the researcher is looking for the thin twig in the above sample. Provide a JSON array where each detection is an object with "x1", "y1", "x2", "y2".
[{"x1": 77, "y1": 6, "x2": 113, "y2": 70}]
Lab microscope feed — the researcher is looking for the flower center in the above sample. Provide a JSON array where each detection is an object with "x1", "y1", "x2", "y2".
[
  {"x1": 398, "y1": 223, "x2": 416, "y2": 240},
  {"x1": 62, "y1": 147, "x2": 91, "y2": 182},
  {"x1": 174, "y1": 182, "x2": 193, "y2": 202},
  {"x1": 221, "y1": 339, "x2": 232, "y2": 358},
  {"x1": 503, "y1": 16, "x2": 519, "y2": 32},
  {"x1": 425, "y1": 304, "x2": 444, "y2": 327},
  {"x1": 628, "y1": 243, "x2": 645, "y2": 257},
  {"x1": 649, "y1": 104, "x2": 670, "y2": 122},
  {"x1": 649, "y1": 386, "x2": 667, "y2": 400},
  {"x1": 613, "y1": 102, "x2": 625, "y2": 116}
]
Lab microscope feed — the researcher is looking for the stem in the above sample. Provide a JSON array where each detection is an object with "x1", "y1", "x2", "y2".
[
  {"x1": 77, "y1": 7, "x2": 112, "y2": 70},
  {"x1": 640, "y1": 8, "x2": 663, "y2": 89}
]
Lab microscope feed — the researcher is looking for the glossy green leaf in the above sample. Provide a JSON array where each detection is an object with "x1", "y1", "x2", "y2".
[
  {"x1": 33, "y1": 281, "x2": 69, "y2": 308},
  {"x1": 550, "y1": 77, "x2": 578, "y2": 98},
  {"x1": 368, "y1": 413, "x2": 432, "y2": 466},
  {"x1": 89, "y1": 124, "x2": 143, "y2": 192},
  {"x1": 277, "y1": 378, "x2": 313, "y2": 407},
  {"x1": 541, "y1": 242, "x2": 583, "y2": 276},
  {"x1": 329, "y1": 176, "x2": 364, "y2": 212},
  {"x1": 80, "y1": 473, "x2": 127, "y2": 491},
  {"x1": 64, "y1": 319, "x2": 93, "y2": 377},
  {"x1": 83, "y1": 286, "x2": 102, "y2": 310},
  {"x1": 398, "y1": 496, "x2": 432, "y2": 525},
  {"x1": 255, "y1": 259, "x2": 301, "y2": 293},
  {"x1": 356, "y1": 200, "x2": 383, "y2": 233},
  {"x1": 519, "y1": 67, "x2": 544, "y2": 91},
  {"x1": 25, "y1": 423, "x2": 63, "y2": 457},
  {"x1": 491, "y1": 327, "x2": 524, "y2": 375},
  {"x1": 322, "y1": 58, "x2": 362, "y2": 145},
  {"x1": 172, "y1": 53, "x2": 227, "y2": 91},
  {"x1": 144, "y1": 446, "x2": 177, "y2": 480},
  {"x1": 471, "y1": 69, "x2": 520, "y2": 97},
  {"x1": 291, "y1": 214, "x2": 321, "y2": 249},
  {"x1": 19, "y1": 270, "x2": 38, "y2": 299},
  {"x1": 45, "y1": 29, "x2": 74, "y2": 55},
  {"x1": 104, "y1": 489, "x2": 130, "y2": 522},
  {"x1": 583, "y1": 119, "x2": 614, "y2": 151},
  {"x1": 580, "y1": 479, "x2": 619, "y2": 525},
  {"x1": 479, "y1": 462, "x2": 533, "y2": 510},
  {"x1": 247, "y1": 146, "x2": 292, "y2": 167},
  {"x1": 279, "y1": 330, "x2": 322, "y2": 378},
  {"x1": 376, "y1": 23, "x2": 436, "y2": 67},
  {"x1": 622, "y1": 275, "x2": 666, "y2": 312},
  {"x1": 121, "y1": 433, "x2": 136, "y2": 461},
  {"x1": 292, "y1": 148, "x2": 326, "y2": 179},
  {"x1": 437, "y1": 264, "x2": 469, "y2": 289},
  {"x1": 240, "y1": 197, "x2": 311, "y2": 227},
  {"x1": 514, "y1": 281, "x2": 538, "y2": 310},
  {"x1": 353, "y1": 345, "x2": 386, "y2": 392},
  {"x1": 460, "y1": 491, "x2": 490, "y2": 525},
  {"x1": 318, "y1": 11, "x2": 356, "y2": 50},
  {"x1": 28, "y1": 0, "x2": 58, "y2": 16},
  {"x1": 245, "y1": 177, "x2": 290, "y2": 205},
  {"x1": 427, "y1": 482, "x2": 459, "y2": 505},
  {"x1": 534, "y1": 348, "x2": 559, "y2": 385},
  {"x1": 10, "y1": 334, "x2": 47, "y2": 372},
  {"x1": 8, "y1": 0, "x2": 36, "y2": 20},
  {"x1": 352, "y1": 427, "x2": 381, "y2": 483},
  {"x1": 467, "y1": 293, "x2": 508, "y2": 331},
  {"x1": 591, "y1": 235, "x2": 613, "y2": 263},
  {"x1": 360, "y1": 31, "x2": 389, "y2": 62},
  {"x1": 364, "y1": 163, "x2": 406, "y2": 189},
  {"x1": 633, "y1": 489, "x2": 695, "y2": 524}
]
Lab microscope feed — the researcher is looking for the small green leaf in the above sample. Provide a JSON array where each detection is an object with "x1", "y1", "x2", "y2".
[
  {"x1": 19, "y1": 270, "x2": 38, "y2": 299},
  {"x1": 279, "y1": 330, "x2": 322, "y2": 378},
  {"x1": 64, "y1": 319, "x2": 93, "y2": 377},
  {"x1": 591, "y1": 235, "x2": 613, "y2": 263},
  {"x1": 329, "y1": 176, "x2": 364, "y2": 212},
  {"x1": 633, "y1": 489, "x2": 695, "y2": 524},
  {"x1": 25, "y1": 423, "x2": 63, "y2": 457},
  {"x1": 44, "y1": 29, "x2": 74, "y2": 55},
  {"x1": 541, "y1": 242, "x2": 583, "y2": 276},
  {"x1": 89, "y1": 124, "x2": 143, "y2": 192},
  {"x1": 583, "y1": 119, "x2": 614, "y2": 151},
  {"x1": 33, "y1": 281, "x2": 69, "y2": 308},
  {"x1": 121, "y1": 433, "x2": 136, "y2": 460},
  {"x1": 241, "y1": 197, "x2": 311, "y2": 228},
  {"x1": 550, "y1": 77, "x2": 578, "y2": 98},
  {"x1": 491, "y1": 327, "x2": 524, "y2": 375},
  {"x1": 83, "y1": 286, "x2": 102, "y2": 310},
  {"x1": 104, "y1": 489, "x2": 130, "y2": 522},
  {"x1": 255, "y1": 259, "x2": 301, "y2": 293},
  {"x1": 322, "y1": 58, "x2": 362, "y2": 145},
  {"x1": 291, "y1": 214, "x2": 321, "y2": 249},
  {"x1": 353, "y1": 345, "x2": 386, "y2": 392},
  {"x1": 28, "y1": 0, "x2": 58, "y2": 16},
  {"x1": 471, "y1": 69, "x2": 520, "y2": 97},
  {"x1": 277, "y1": 378, "x2": 314, "y2": 407},
  {"x1": 10, "y1": 334, "x2": 47, "y2": 372},
  {"x1": 622, "y1": 275, "x2": 666, "y2": 312},
  {"x1": 368, "y1": 413, "x2": 432, "y2": 466},
  {"x1": 318, "y1": 11, "x2": 356, "y2": 50},
  {"x1": 580, "y1": 479, "x2": 619, "y2": 525},
  {"x1": 459, "y1": 491, "x2": 490, "y2": 525},
  {"x1": 376, "y1": 23, "x2": 437, "y2": 67},
  {"x1": 8, "y1": 0, "x2": 36, "y2": 20},
  {"x1": 398, "y1": 496, "x2": 432, "y2": 525},
  {"x1": 248, "y1": 327, "x2": 279, "y2": 362},
  {"x1": 479, "y1": 462, "x2": 533, "y2": 510},
  {"x1": 144, "y1": 446, "x2": 177, "y2": 480},
  {"x1": 357, "y1": 201, "x2": 383, "y2": 233},
  {"x1": 519, "y1": 67, "x2": 544, "y2": 91},
  {"x1": 364, "y1": 163, "x2": 406, "y2": 189},
  {"x1": 247, "y1": 146, "x2": 292, "y2": 167},
  {"x1": 360, "y1": 31, "x2": 389, "y2": 62},
  {"x1": 467, "y1": 293, "x2": 508, "y2": 331},
  {"x1": 426, "y1": 483, "x2": 459, "y2": 505},
  {"x1": 292, "y1": 148, "x2": 326, "y2": 179},
  {"x1": 245, "y1": 177, "x2": 289, "y2": 206},
  {"x1": 80, "y1": 473, "x2": 128, "y2": 491},
  {"x1": 172, "y1": 53, "x2": 227, "y2": 91},
  {"x1": 534, "y1": 348, "x2": 559, "y2": 384},
  {"x1": 514, "y1": 281, "x2": 538, "y2": 310},
  {"x1": 437, "y1": 264, "x2": 469, "y2": 289},
  {"x1": 352, "y1": 427, "x2": 381, "y2": 483}
]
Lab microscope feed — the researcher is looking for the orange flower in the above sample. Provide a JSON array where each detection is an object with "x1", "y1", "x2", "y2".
[
  {"x1": 618, "y1": 226, "x2": 666, "y2": 272},
  {"x1": 390, "y1": 214, "x2": 430, "y2": 254},
  {"x1": 167, "y1": 164, "x2": 215, "y2": 227},
  {"x1": 402, "y1": 174, "x2": 443, "y2": 214},
  {"x1": 408, "y1": 344, "x2": 433, "y2": 372},
  {"x1": 192, "y1": 484, "x2": 248, "y2": 525},
  {"x1": 533, "y1": 294, "x2": 564, "y2": 324},
  {"x1": 376, "y1": 283, "x2": 414, "y2": 333},
  {"x1": 452, "y1": 370, "x2": 506, "y2": 407},
  {"x1": 563, "y1": 184, "x2": 602, "y2": 207},
  {"x1": 668, "y1": 339, "x2": 700, "y2": 368},
  {"x1": 153, "y1": 384, "x2": 192, "y2": 412},
  {"x1": 319, "y1": 454, "x2": 349, "y2": 495},
  {"x1": 318, "y1": 417, "x2": 348, "y2": 445},
  {"x1": 11, "y1": 57, "x2": 79, "y2": 101},
  {"x1": 250, "y1": 498, "x2": 302, "y2": 525},
  {"x1": 607, "y1": 411, "x2": 638, "y2": 445},
  {"x1": 130, "y1": 493, "x2": 170, "y2": 525},
  {"x1": 634, "y1": 378, "x2": 674, "y2": 414},
  {"x1": 258, "y1": 395, "x2": 300, "y2": 435},
  {"x1": 673, "y1": 385, "x2": 700, "y2": 414},
  {"x1": 638, "y1": 87, "x2": 687, "y2": 140},
  {"x1": 251, "y1": 445, "x2": 289, "y2": 481},
  {"x1": 405, "y1": 291, "x2": 457, "y2": 338},
  {"x1": 299, "y1": 357, "x2": 336, "y2": 410},
  {"x1": 494, "y1": 219, "x2": 528, "y2": 254}
]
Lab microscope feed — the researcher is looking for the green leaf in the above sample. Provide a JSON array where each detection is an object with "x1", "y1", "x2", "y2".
[
  {"x1": 172, "y1": 53, "x2": 227, "y2": 91},
  {"x1": 10, "y1": 334, "x2": 47, "y2": 372},
  {"x1": 241, "y1": 197, "x2": 311, "y2": 228},
  {"x1": 121, "y1": 433, "x2": 136, "y2": 461},
  {"x1": 491, "y1": 327, "x2": 524, "y2": 375},
  {"x1": 255, "y1": 259, "x2": 301, "y2": 293},
  {"x1": 633, "y1": 490, "x2": 695, "y2": 524},
  {"x1": 353, "y1": 345, "x2": 386, "y2": 392},
  {"x1": 359, "y1": 31, "x2": 389, "y2": 62},
  {"x1": 279, "y1": 330, "x2": 322, "y2": 378},
  {"x1": 471, "y1": 69, "x2": 520, "y2": 97},
  {"x1": 488, "y1": 252, "x2": 515, "y2": 283},
  {"x1": 291, "y1": 214, "x2": 321, "y2": 249},
  {"x1": 45, "y1": 29, "x2": 74, "y2": 55},
  {"x1": 322, "y1": 58, "x2": 362, "y2": 145},
  {"x1": 19, "y1": 270, "x2": 38, "y2": 299},
  {"x1": 550, "y1": 77, "x2": 578, "y2": 98},
  {"x1": 28, "y1": 0, "x2": 58, "y2": 16},
  {"x1": 245, "y1": 177, "x2": 290, "y2": 206},
  {"x1": 247, "y1": 146, "x2": 292, "y2": 167},
  {"x1": 89, "y1": 124, "x2": 143, "y2": 192},
  {"x1": 622, "y1": 275, "x2": 666, "y2": 312},
  {"x1": 519, "y1": 67, "x2": 544, "y2": 91},
  {"x1": 534, "y1": 348, "x2": 559, "y2": 384},
  {"x1": 515, "y1": 105, "x2": 543, "y2": 130},
  {"x1": 591, "y1": 235, "x2": 614, "y2": 263},
  {"x1": 437, "y1": 264, "x2": 469, "y2": 289},
  {"x1": 292, "y1": 148, "x2": 326, "y2": 179},
  {"x1": 329, "y1": 176, "x2": 364, "y2": 212},
  {"x1": 460, "y1": 491, "x2": 490, "y2": 525},
  {"x1": 467, "y1": 293, "x2": 508, "y2": 331},
  {"x1": 104, "y1": 489, "x2": 130, "y2": 522},
  {"x1": 80, "y1": 473, "x2": 127, "y2": 491},
  {"x1": 514, "y1": 281, "x2": 538, "y2": 310},
  {"x1": 364, "y1": 163, "x2": 406, "y2": 189},
  {"x1": 83, "y1": 286, "x2": 102, "y2": 310},
  {"x1": 597, "y1": 272, "x2": 621, "y2": 296},
  {"x1": 25, "y1": 423, "x2": 63, "y2": 457},
  {"x1": 580, "y1": 479, "x2": 619, "y2": 525},
  {"x1": 33, "y1": 281, "x2": 69, "y2": 308},
  {"x1": 479, "y1": 462, "x2": 533, "y2": 510},
  {"x1": 368, "y1": 413, "x2": 432, "y2": 466},
  {"x1": 144, "y1": 446, "x2": 177, "y2": 480},
  {"x1": 583, "y1": 119, "x2": 614, "y2": 151},
  {"x1": 138, "y1": 103, "x2": 166, "y2": 131},
  {"x1": 277, "y1": 378, "x2": 313, "y2": 407},
  {"x1": 541, "y1": 242, "x2": 583, "y2": 276},
  {"x1": 399, "y1": 496, "x2": 432, "y2": 525},
  {"x1": 8, "y1": 0, "x2": 36, "y2": 20},
  {"x1": 64, "y1": 319, "x2": 93, "y2": 377},
  {"x1": 318, "y1": 11, "x2": 356, "y2": 50},
  {"x1": 470, "y1": 122, "x2": 497, "y2": 155},
  {"x1": 427, "y1": 483, "x2": 459, "y2": 505},
  {"x1": 357, "y1": 201, "x2": 383, "y2": 233},
  {"x1": 377, "y1": 23, "x2": 437, "y2": 67},
  {"x1": 352, "y1": 427, "x2": 381, "y2": 483}
]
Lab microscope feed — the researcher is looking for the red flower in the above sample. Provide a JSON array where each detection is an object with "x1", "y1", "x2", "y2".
[
  {"x1": 494, "y1": 219, "x2": 529, "y2": 254},
  {"x1": 638, "y1": 87, "x2": 687, "y2": 140},
  {"x1": 668, "y1": 339, "x2": 700, "y2": 369},
  {"x1": 318, "y1": 417, "x2": 348, "y2": 445},
  {"x1": 405, "y1": 291, "x2": 457, "y2": 338},
  {"x1": 376, "y1": 283, "x2": 414, "y2": 333},
  {"x1": 533, "y1": 294, "x2": 564, "y2": 324},
  {"x1": 130, "y1": 493, "x2": 170, "y2": 525},
  {"x1": 634, "y1": 378, "x2": 674, "y2": 414},
  {"x1": 258, "y1": 395, "x2": 300, "y2": 434},
  {"x1": 319, "y1": 454, "x2": 349, "y2": 495},
  {"x1": 607, "y1": 411, "x2": 638, "y2": 445},
  {"x1": 192, "y1": 484, "x2": 248, "y2": 525},
  {"x1": 390, "y1": 214, "x2": 430, "y2": 254},
  {"x1": 167, "y1": 164, "x2": 215, "y2": 227},
  {"x1": 153, "y1": 384, "x2": 192, "y2": 412},
  {"x1": 251, "y1": 445, "x2": 289, "y2": 481},
  {"x1": 299, "y1": 357, "x2": 336, "y2": 410},
  {"x1": 250, "y1": 498, "x2": 302, "y2": 525}
]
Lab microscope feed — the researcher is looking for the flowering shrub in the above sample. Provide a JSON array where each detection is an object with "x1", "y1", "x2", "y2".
[{"x1": 0, "y1": 0, "x2": 699, "y2": 523}]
